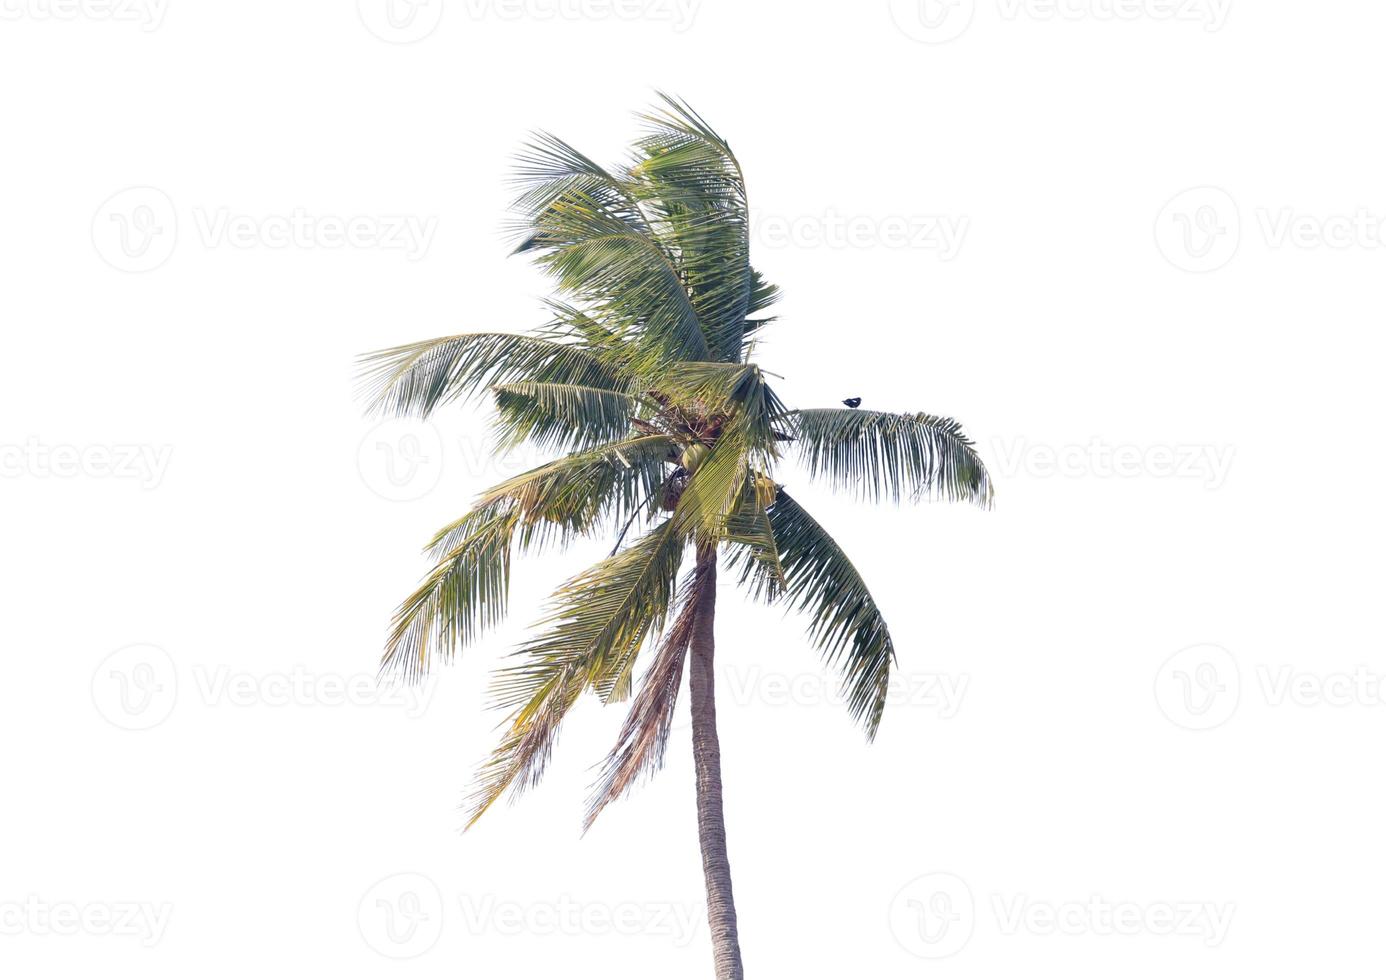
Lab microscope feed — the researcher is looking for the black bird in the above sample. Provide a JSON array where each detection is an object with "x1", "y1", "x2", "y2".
[{"x1": 842, "y1": 397, "x2": 862, "y2": 408}]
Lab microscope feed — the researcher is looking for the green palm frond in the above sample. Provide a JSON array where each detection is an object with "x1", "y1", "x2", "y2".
[
  {"x1": 382, "y1": 501, "x2": 520, "y2": 683},
  {"x1": 381, "y1": 434, "x2": 675, "y2": 684},
  {"x1": 746, "y1": 267, "x2": 781, "y2": 316},
  {"x1": 358, "y1": 332, "x2": 618, "y2": 418},
  {"x1": 738, "y1": 269, "x2": 782, "y2": 353},
  {"x1": 631, "y1": 93, "x2": 751, "y2": 361},
  {"x1": 791, "y1": 408, "x2": 993, "y2": 507},
  {"x1": 516, "y1": 189, "x2": 711, "y2": 369},
  {"x1": 464, "y1": 517, "x2": 687, "y2": 828},
  {"x1": 492, "y1": 382, "x2": 650, "y2": 453},
  {"x1": 463, "y1": 665, "x2": 583, "y2": 829},
  {"x1": 583, "y1": 570, "x2": 704, "y2": 831},
  {"x1": 722, "y1": 474, "x2": 785, "y2": 601},
  {"x1": 670, "y1": 421, "x2": 751, "y2": 538},
  {"x1": 474, "y1": 433, "x2": 673, "y2": 531},
  {"x1": 542, "y1": 300, "x2": 631, "y2": 365},
  {"x1": 651, "y1": 361, "x2": 787, "y2": 461},
  {"x1": 511, "y1": 131, "x2": 647, "y2": 234},
  {"x1": 732, "y1": 487, "x2": 896, "y2": 739},
  {"x1": 654, "y1": 361, "x2": 761, "y2": 412}
]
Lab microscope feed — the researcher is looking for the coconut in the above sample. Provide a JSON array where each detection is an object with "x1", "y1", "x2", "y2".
[{"x1": 681, "y1": 443, "x2": 710, "y2": 473}]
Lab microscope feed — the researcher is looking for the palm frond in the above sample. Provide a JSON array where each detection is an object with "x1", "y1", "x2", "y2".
[
  {"x1": 722, "y1": 474, "x2": 785, "y2": 601},
  {"x1": 732, "y1": 488, "x2": 896, "y2": 738},
  {"x1": 516, "y1": 187, "x2": 711, "y2": 368},
  {"x1": 582, "y1": 570, "x2": 705, "y2": 830},
  {"x1": 381, "y1": 435, "x2": 675, "y2": 684},
  {"x1": 738, "y1": 269, "x2": 782, "y2": 354},
  {"x1": 670, "y1": 422, "x2": 751, "y2": 539},
  {"x1": 631, "y1": 93, "x2": 751, "y2": 361},
  {"x1": 654, "y1": 361, "x2": 756, "y2": 411},
  {"x1": 381, "y1": 500, "x2": 520, "y2": 683},
  {"x1": 790, "y1": 408, "x2": 993, "y2": 507},
  {"x1": 746, "y1": 267, "x2": 781, "y2": 316},
  {"x1": 650, "y1": 360, "x2": 787, "y2": 461},
  {"x1": 464, "y1": 517, "x2": 687, "y2": 827},
  {"x1": 511, "y1": 131, "x2": 647, "y2": 234},
  {"x1": 542, "y1": 300, "x2": 629, "y2": 360},
  {"x1": 358, "y1": 332, "x2": 618, "y2": 418},
  {"x1": 463, "y1": 664, "x2": 584, "y2": 829},
  {"x1": 474, "y1": 433, "x2": 673, "y2": 533},
  {"x1": 492, "y1": 382, "x2": 649, "y2": 453}
]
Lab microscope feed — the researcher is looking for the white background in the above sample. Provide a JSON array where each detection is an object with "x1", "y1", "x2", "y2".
[{"x1": 2, "y1": 1, "x2": 1383, "y2": 976}]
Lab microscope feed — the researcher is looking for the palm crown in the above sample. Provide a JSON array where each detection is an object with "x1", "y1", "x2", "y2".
[{"x1": 359, "y1": 95, "x2": 992, "y2": 842}]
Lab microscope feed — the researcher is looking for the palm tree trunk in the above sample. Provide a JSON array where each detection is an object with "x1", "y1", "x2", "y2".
[{"x1": 689, "y1": 544, "x2": 744, "y2": 979}]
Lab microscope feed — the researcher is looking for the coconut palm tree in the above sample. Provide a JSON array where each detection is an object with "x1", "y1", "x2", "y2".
[{"x1": 359, "y1": 96, "x2": 992, "y2": 979}]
